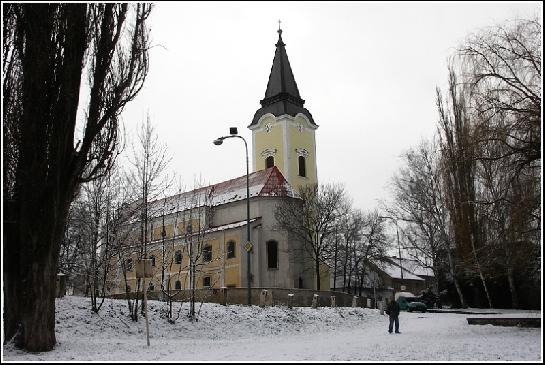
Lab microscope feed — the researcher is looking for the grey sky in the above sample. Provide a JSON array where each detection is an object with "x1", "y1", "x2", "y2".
[{"x1": 121, "y1": 1, "x2": 541, "y2": 211}]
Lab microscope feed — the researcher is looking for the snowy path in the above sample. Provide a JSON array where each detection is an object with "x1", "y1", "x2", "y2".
[{"x1": 2, "y1": 296, "x2": 542, "y2": 361}]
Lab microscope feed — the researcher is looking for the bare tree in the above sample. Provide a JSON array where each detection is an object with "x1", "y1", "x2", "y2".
[
  {"x1": 458, "y1": 17, "x2": 541, "y2": 308},
  {"x1": 3, "y1": 3, "x2": 152, "y2": 351},
  {"x1": 475, "y1": 115, "x2": 540, "y2": 308},
  {"x1": 338, "y1": 207, "x2": 365, "y2": 293},
  {"x1": 59, "y1": 191, "x2": 90, "y2": 295},
  {"x1": 388, "y1": 138, "x2": 466, "y2": 306},
  {"x1": 275, "y1": 183, "x2": 345, "y2": 290},
  {"x1": 159, "y1": 189, "x2": 188, "y2": 323},
  {"x1": 354, "y1": 211, "x2": 390, "y2": 296},
  {"x1": 124, "y1": 114, "x2": 171, "y2": 321},
  {"x1": 60, "y1": 162, "x2": 140, "y2": 310},
  {"x1": 437, "y1": 68, "x2": 493, "y2": 308},
  {"x1": 182, "y1": 180, "x2": 215, "y2": 321},
  {"x1": 78, "y1": 172, "x2": 110, "y2": 312},
  {"x1": 459, "y1": 18, "x2": 541, "y2": 171}
]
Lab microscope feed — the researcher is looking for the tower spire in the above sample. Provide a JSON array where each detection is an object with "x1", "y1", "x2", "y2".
[{"x1": 249, "y1": 25, "x2": 316, "y2": 127}]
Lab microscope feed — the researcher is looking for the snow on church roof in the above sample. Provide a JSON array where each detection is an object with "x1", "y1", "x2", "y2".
[
  {"x1": 145, "y1": 166, "x2": 298, "y2": 219},
  {"x1": 133, "y1": 218, "x2": 261, "y2": 251},
  {"x1": 376, "y1": 260, "x2": 425, "y2": 281}
]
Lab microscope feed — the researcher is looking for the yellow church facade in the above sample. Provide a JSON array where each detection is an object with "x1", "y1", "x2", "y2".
[
  {"x1": 107, "y1": 167, "x2": 329, "y2": 296},
  {"x1": 109, "y1": 215, "x2": 245, "y2": 294},
  {"x1": 251, "y1": 113, "x2": 318, "y2": 194}
]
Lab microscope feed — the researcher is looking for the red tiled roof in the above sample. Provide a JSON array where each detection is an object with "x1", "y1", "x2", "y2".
[
  {"x1": 144, "y1": 166, "x2": 297, "y2": 218},
  {"x1": 211, "y1": 166, "x2": 294, "y2": 198}
]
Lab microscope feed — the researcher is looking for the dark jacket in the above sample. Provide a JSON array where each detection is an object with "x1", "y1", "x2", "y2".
[{"x1": 386, "y1": 300, "x2": 400, "y2": 317}]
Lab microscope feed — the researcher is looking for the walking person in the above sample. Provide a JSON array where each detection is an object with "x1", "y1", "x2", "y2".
[{"x1": 385, "y1": 297, "x2": 401, "y2": 334}]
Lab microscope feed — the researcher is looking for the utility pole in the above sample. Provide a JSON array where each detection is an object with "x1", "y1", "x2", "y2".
[
  {"x1": 187, "y1": 222, "x2": 195, "y2": 319},
  {"x1": 379, "y1": 216, "x2": 404, "y2": 280},
  {"x1": 333, "y1": 226, "x2": 338, "y2": 291}
]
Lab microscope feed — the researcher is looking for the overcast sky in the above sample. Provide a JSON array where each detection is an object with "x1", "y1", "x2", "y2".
[{"x1": 120, "y1": 1, "x2": 541, "y2": 211}]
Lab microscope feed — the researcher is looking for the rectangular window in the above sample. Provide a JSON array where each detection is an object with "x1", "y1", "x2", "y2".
[
  {"x1": 175, "y1": 250, "x2": 182, "y2": 264},
  {"x1": 203, "y1": 276, "x2": 211, "y2": 287},
  {"x1": 203, "y1": 245, "x2": 212, "y2": 262},
  {"x1": 267, "y1": 241, "x2": 278, "y2": 269},
  {"x1": 227, "y1": 241, "x2": 236, "y2": 259}
]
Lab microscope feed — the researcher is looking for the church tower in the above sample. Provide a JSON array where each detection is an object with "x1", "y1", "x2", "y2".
[{"x1": 248, "y1": 26, "x2": 318, "y2": 193}]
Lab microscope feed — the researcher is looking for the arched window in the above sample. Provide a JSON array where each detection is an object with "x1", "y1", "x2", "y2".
[
  {"x1": 267, "y1": 240, "x2": 278, "y2": 269},
  {"x1": 150, "y1": 255, "x2": 156, "y2": 266},
  {"x1": 126, "y1": 258, "x2": 133, "y2": 271},
  {"x1": 227, "y1": 240, "x2": 236, "y2": 259},
  {"x1": 203, "y1": 245, "x2": 212, "y2": 262},
  {"x1": 175, "y1": 250, "x2": 182, "y2": 264},
  {"x1": 265, "y1": 156, "x2": 274, "y2": 169},
  {"x1": 175, "y1": 280, "x2": 181, "y2": 290},
  {"x1": 298, "y1": 156, "x2": 306, "y2": 177},
  {"x1": 148, "y1": 282, "x2": 154, "y2": 292}
]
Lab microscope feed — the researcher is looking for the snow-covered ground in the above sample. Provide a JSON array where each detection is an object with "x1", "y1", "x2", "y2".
[{"x1": 2, "y1": 295, "x2": 542, "y2": 361}]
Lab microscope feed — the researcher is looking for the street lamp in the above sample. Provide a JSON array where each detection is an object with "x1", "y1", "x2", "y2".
[
  {"x1": 213, "y1": 127, "x2": 252, "y2": 306},
  {"x1": 379, "y1": 216, "x2": 404, "y2": 280}
]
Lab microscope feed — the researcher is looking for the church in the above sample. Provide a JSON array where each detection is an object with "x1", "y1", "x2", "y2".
[{"x1": 107, "y1": 27, "x2": 330, "y2": 300}]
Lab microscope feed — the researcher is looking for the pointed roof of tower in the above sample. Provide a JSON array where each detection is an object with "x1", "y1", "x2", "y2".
[
  {"x1": 249, "y1": 27, "x2": 316, "y2": 127},
  {"x1": 263, "y1": 28, "x2": 301, "y2": 100}
]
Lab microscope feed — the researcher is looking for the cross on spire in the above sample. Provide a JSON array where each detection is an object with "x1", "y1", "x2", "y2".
[{"x1": 278, "y1": 19, "x2": 282, "y2": 35}]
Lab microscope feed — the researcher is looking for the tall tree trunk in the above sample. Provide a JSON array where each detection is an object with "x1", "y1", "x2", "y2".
[
  {"x1": 445, "y1": 242, "x2": 467, "y2": 308},
  {"x1": 469, "y1": 230, "x2": 493, "y2": 308},
  {"x1": 3, "y1": 3, "x2": 151, "y2": 351},
  {"x1": 3, "y1": 4, "x2": 85, "y2": 350},
  {"x1": 503, "y1": 226, "x2": 519, "y2": 309},
  {"x1": 5, "y1": 193, "x2": 73, "y2": 351},
  {"x1": 506, "y1": 265, "x2": 519, "y2": 309},
  {"x1": 333, "y1": 229, "x2": 338, "y2": 291}
]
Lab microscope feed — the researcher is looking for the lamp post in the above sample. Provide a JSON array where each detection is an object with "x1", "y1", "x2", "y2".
[
  {"x1": 379, "y1": 216, "x2": 404, "y2": 280},
  {"x1": 213, "y1": 127, "x2": 252, "y2": 306}
]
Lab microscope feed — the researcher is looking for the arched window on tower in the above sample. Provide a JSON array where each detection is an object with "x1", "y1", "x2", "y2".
[
  {"x1": 298, "y1": 156, "x2": 306, "y2": 177},
  {"x1": 265, "y1": 156, "x2": 274, "y2": 169}
]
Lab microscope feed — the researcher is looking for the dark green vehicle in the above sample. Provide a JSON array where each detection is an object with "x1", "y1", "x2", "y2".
[
  {"x1": 396, "y1": 295, "x2": 427, "y2": 312},
  {"x1": 405, "y1": 297, "x2": 427, "y2": 312}
]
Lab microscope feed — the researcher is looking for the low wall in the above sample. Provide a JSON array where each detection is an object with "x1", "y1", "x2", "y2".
[
  {"x1": 467, "y1": 317, "x2": 541, "y2": 328},
  {"x1": 108, "y1": 287, "x2": 379, "y2": 308}
]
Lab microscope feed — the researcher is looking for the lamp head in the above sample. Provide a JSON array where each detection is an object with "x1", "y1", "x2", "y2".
[{"x1": 213, "y1": 138, "x2": 224, "y2": 145}]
